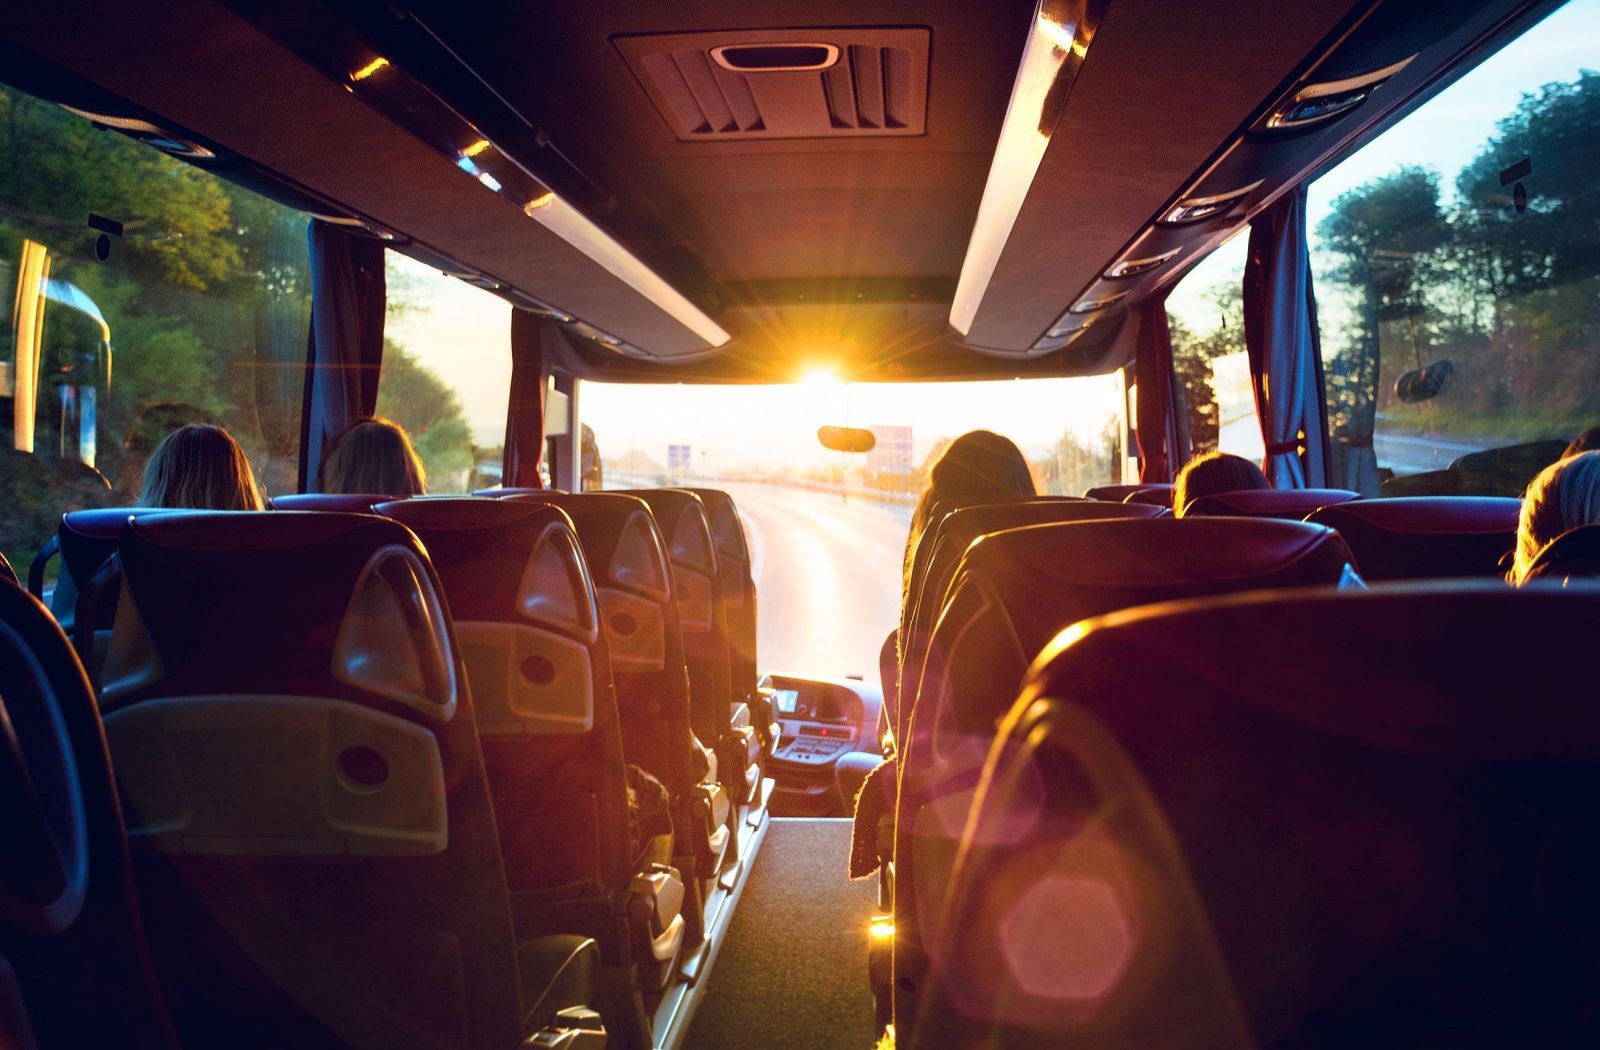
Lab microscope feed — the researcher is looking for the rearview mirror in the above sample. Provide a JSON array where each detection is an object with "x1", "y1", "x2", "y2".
[
  {"x1": 1395, "y1": 359, "x2": 1454, "y2": 404},
  {"x1": 818, "y1": 426, "x2": 876, "y2": 453}
]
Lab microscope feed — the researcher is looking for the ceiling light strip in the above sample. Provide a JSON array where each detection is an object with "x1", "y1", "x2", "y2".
[
  {"x1": 341, "y1": 51, "x2": 729, "y2": 349},
  {"x1": 949, "y1": 0, "x2": 1101, "y2": 336}
]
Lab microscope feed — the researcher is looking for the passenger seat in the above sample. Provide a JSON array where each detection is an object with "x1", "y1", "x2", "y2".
[
  {"x1": 93, "y1": 511, "x2": 600, "y2": 1049},
  {"x1": 915, "y1": 582, "x2": 1600, "y2": 1048},
  {"x1": 1181, "y1": 486, "x2": 1359, "y2": 519}
]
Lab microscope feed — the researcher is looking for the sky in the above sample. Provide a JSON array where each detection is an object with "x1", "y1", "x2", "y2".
[{"x1": 385, "y1": 0, "x2": 1599, "y2": 463}]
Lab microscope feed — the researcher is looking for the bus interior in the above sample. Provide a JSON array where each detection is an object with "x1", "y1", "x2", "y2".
[{"x1": 2, "y1": 0, "x2": 1599, "y2": 1047}]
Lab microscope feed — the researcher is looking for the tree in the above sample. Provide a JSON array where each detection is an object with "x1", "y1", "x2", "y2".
[
  {"x1": 1170, "y1": 281, "x2": 1247, "y2": 455},
  {"x1": 374, "y1": 341, "x2": 475, "y2": 492}
]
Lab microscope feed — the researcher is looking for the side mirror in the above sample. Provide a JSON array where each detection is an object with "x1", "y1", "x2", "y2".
[
  {"x1": 818, "y1": 426, "x2": 876, "y2": 453},
  {"x1": 1395, "y1": 359, "x2": 1453, "y2": 403}
]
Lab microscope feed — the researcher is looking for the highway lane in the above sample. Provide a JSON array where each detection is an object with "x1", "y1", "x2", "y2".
[{"x1": 719, "y1": 483, "x2": 909, "y2": 687}]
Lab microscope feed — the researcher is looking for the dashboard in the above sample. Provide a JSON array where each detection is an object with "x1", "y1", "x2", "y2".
[{"x1": 762, "y1": 673, "x2": 885, "y2": 816}]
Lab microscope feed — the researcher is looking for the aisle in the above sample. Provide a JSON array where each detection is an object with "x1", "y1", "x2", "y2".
[{"x1": 683, "y1": 818, "x2": 879, "y2": 1050}]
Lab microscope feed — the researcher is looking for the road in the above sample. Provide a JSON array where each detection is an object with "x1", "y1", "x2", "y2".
[
  {"x1": 719, "y1": 483, "x2": 909, "y2": 686},
  {"x1": 1374, "y1": 432, "x2": 1493, "y2": 475}
]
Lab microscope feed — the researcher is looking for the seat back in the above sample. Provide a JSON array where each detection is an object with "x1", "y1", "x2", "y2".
[
  {"x1": 894, "y1": 517, "x2": 1357, "y2": 1033},
  {"x1": 100, "y1": 511, "x2": 524, "y2": 1050},
  {"x1": 505, "y1": 493, "x2": 697, "y2": 799},
  {"x1": 899, "y1": 500, "x2": 1165, "y2": 742},
  {"x1": 618, "y1": 491, "x2": 732, "y2": 745},
  {"x1": 0, "y1": 580, "x2": 178, "y2": 1049},
  {"x1": 1083, "y1": 483, "x2": 1172, "y2": 504},
  {"x1": 30, "y1": 508, "x2": 179, "y2": 632},
  {"x1": 1305, "y1": 496, "x2": 1520, "y2": 580},
  {"x1": 1525, "y1": 523, "x2": 1600, "y2": 583},
  {"x1": 916, "y1": 583, "x2": 1600, "y2": 1048},
  {"x1": 1182, "y1": 487, "x2": 1360, "y2": 519},
  {"x1": 268, "y1": 493, "x2": 393, "y2": 513},
  {"x1": 0, "y1": 550, "x2": 15, "y2": 587},
  {"x1": 680, "y1": 488, "x2": 758, "y2": 711},
  {"x1": 377, "y1": 498, "x2": 635, "y2": 904}
]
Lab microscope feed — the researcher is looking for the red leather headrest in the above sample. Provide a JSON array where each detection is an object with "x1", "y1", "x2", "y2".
[
  {"x1": 1085, "y1": 483, "x2": 1173, "y2": 503},
  {"x1": 1184, "y1": 487, "x2": 1360, "y2": 520},
  {"x1": 1306, "y1": 497, "x2": 1520, "y2": 581},
  {"x1": 270, "y1": 493, "x2": 393, "y2": 513}
]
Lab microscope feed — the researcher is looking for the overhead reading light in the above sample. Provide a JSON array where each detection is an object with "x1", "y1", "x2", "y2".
[
  {"x1": 1159, "y1": 181, "x2": 1262, "y2": 226},
  {"x1": 1046, "y1": 314, "x2": 1094, "y2": 339},
  {"x1": 950, "y1": 0, "x2": 1100, "y2": 336},
  {"x1": 1262, "y1": 56, "x2": 1415, "y2": 131},
  {"x1": 1069, "y1": 290, "x2": 1127, "y2": 314},
  {"x1": 1104, "y1": 247, "x2": 1180, "y2": 280},
  {"x1": 339, "y1": 51, "x2": 731, "y2": 349}
]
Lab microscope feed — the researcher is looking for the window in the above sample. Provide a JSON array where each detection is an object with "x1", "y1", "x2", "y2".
[
  {"x1": 1310, "y1": 0, "x2": 1600, "y2": 493},
  {"x1": 379, "y1": 252, "x2": 511, "y2": 493},
  {"x1": 2, "y1": 82, "x2": 310, "y2": 574},
  {"x1": 582, "y1": 374, "x2": 1124, "y2": 682},
  {"x1": 1167, "y1": 231, "x2": 1262, "y2": 460}
]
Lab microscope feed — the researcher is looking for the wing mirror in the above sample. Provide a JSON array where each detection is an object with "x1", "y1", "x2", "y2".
[
  {"x1": 817, "y1": 426, "x2": 876, "y2": 453},
  {"x1": 1395, "y1": 359, "x2": 1453, "y2": 404}
]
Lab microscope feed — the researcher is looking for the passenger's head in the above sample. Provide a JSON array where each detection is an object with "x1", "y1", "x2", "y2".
[
  {"x1": 1562, "y1": 426, "x2": 1600, "y2": 460},
  {"x1": 318, "y1": 418, "x2": 426, "y2": 496},
  {"x1": 1510, "y1": 450, "x2": 1600, "y2": 585},
  {"x1": 139, "y1": 424, "x2": 264, "y2": 511},
  {"x1": 1173, "y1": 451, "x2": 1269, "y2": 517},
  {"x1": 905, "y1": 431, "x2": 1036, "y2": 599}
]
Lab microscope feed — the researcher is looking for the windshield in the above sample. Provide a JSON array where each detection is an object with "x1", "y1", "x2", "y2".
[{"x1": 584, "y1": 374, "x2": 1125, "y2": 681}]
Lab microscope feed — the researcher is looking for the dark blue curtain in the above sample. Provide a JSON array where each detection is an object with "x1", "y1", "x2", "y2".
[
  {"x1": 502, "y1": 310, "x2": 549, "y2": 489},
  {"x1": 298, "y1": 221, "x2": 386, "y2": 492},
  {"x1": 1243, "y1": 187, "x2": 1330, "y2": 488}
]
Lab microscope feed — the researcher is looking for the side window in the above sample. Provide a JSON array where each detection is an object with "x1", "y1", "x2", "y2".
[
  {"x1": 1167, "y1": 232, "x2": 1261, "y2": 461},
  {"x1": 1310, "y1": 0, "x2": 1600, "y2": 493},
  {"x1": 2, "y1": 82, "x2": 310, "y2": 574},
  {"x1": 378, "y1": 252, "x2": 511, "y2": 493}
]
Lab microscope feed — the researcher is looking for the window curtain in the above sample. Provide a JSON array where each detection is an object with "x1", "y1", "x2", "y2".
[
  {"x1": 1243, "y1": 186, "x2": 1330, "y2": 488},
  {"x1": 502, "y1": 309, "x2": 549, "y2": 489},
  {"x1": 298, "y1": 221, "x2": 386, "y2": 491},
  {"x1": 1134, "y1": 297, "x2": 1184, "y2": 483}
]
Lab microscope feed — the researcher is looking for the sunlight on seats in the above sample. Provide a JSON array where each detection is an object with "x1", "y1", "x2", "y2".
[
  {"x1": 1000, "y1": 874, "x2": 1135, "y2": 1002},
  {"x1": 870, "y1": 920, "x2": 894, "y2": 940},
  {"x1": 349, "y1": 56, "x2": 389, "y2": 81}
]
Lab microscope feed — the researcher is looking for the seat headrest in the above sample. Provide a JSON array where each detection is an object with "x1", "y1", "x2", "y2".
[
  {"x1": 956, "y1": 518, "x2": 1356, "y2": 658},
  {"x1": 378, "y1": 499, "x2": 598, "y2": 641},
  {"x1": 504, "y1": 493, "x2": 672, "y2": 602},
  {"x1": 269, "y1": 493, "x2": 394, "y2": 513},
  {"x1": 1526, "y1": 524, "x2": 1600, "y2": 584},
  {"x1": 1307, "y1": 496, "x2": 1520, "y2": 535},
  {"x1": 1084, "y1": 483, "x2": 1172, "y2": 503},
  {"x1": 619, "y1": 490, "x2": 716, "y2": 575},
  {"x1": 680, "y1": 488, "x2": 749, "y2": 563},
  {"x1": 1183, "y1": 487, "x2": 1360, "y2": 519},
  {"x1": 108, "y1": 512, "x2": 456, "y2": 718}
]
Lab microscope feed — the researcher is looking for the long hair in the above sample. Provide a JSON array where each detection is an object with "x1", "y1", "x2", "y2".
[
  {"x1": 1511, "y1": 450, "x2": 1600, "y2": 584},
  {"x1": 319, "y1": 418, "x2": 427, "y2": 496},
  {"x1": 139, "y1": 424, "x2": 264, "y2": 511},
  {"x1": 1173, "y1": 451, "x2": 1269, "y2": 517},
  {"x1": 903, "y1": 430, "x2": 1036, "y2": 603}
]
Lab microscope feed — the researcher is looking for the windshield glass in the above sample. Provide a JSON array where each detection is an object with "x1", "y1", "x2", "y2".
[
  {"x1": 1, "y1": 82, "x2": 311, "y2": 576},
  {"x1": 583, "y1": 375, "x2": 1125, "y2": 680},
  {"x1": 1309, "y1": 0, "x2": 1600, "y2": 493}
]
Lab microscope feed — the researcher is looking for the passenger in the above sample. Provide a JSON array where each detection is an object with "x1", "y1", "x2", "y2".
[
  {"x1": 1509, "y1": 450, "x2": 1600, "y2": 585},
  {"x1": 138, "y1": 424, "x2": 264, "y2": 511},
  {"x1": 1173, "y1": 450, "x2": 1269, "y2": 517},
  {"x1": 1562, "y1": 425, "x2": 1600, "y2": 459},
  {"x1": 902, "y1": 430, "x2": 1036, "y2": 604},
  {"x1": 318, "y1": 417, "x2": 427, "y2": 496}
]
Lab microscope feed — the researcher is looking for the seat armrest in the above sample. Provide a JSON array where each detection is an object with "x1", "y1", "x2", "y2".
[{"x1": 628, "y1": 866, "x2": 687, "y2": 967}]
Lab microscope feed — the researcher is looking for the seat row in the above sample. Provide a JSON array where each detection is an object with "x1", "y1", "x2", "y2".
[
  {"x1": 5, "y1": 486, "x2": 773, "y2": 1050},
  {"x1": 873, "y1": 485, "x2": 1536, "y2": 1038}
]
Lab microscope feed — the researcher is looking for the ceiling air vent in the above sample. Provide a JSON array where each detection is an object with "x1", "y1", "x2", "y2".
[{"x1": 616, "y1": 28, "x2": 929, "y2": 141}]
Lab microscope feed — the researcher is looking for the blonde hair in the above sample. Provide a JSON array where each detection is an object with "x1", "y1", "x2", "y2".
[
  {"x1": 1174, "y1": 451, "x2": 1269, "y2": 517},
  {"x1": 319, "y1": 418, "x2": 426, "y2": 496},
  {"x1": 139, "y1": 424, "x2": 264, "y2": 511},
  {"x1": 1511, "y1": 450, "x2": 1600, "y2": 584}
]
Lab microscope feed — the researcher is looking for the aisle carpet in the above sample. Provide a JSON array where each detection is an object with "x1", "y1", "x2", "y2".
[{"x1": 683, "y1": 818, "x2": 879, "y2": 1050}]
